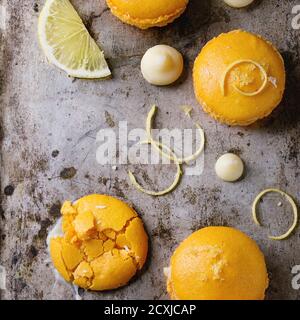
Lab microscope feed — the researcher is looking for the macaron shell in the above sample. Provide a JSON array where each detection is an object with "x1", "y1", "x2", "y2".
[
  {"x1": 49, "y1": 194, "x2": 148, "y2": 291},
  {"x1": 125, "y1": 217, "x2": 149, "y2": 268},
  {"x1": 193, "y1": 30, "x2": 285, "y2": 126},
  {"x1": 50, "y1": 238, "x2": 72, "y2": 282},
  {"x1": 106, "y1": 0, "x2": 189, "y2": 29},
  {"x1": 89, "y1": 251, "x2": 137, "y2": 291},
  {"x1": 73, "y1": 194, "x2": 137, "y2": 232},
  {"x1": 169, "y1": 227, "x2": 269, "y2": 300}
]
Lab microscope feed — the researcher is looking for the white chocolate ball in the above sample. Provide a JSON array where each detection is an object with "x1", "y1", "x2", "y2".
[
  {"x1": 223, "y1": 0, "x2": 254, "y2": 8},
  {"x1": 215, "y1": 153, "x2": 244, "y2": 182},
  {"x1": 141, "y1": 45, "x2": 184, "y2": 86}
]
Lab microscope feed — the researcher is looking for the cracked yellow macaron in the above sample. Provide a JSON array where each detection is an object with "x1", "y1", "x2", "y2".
[
  {"x1": 106, "y1": 0, "x2": 189, "y2": 29},
  {"x1": 193, "y1": 30, "x2": 285, "y2": 126},
  {"x1": 48, "y1": 194, "x2": 148, "y2": 291},
  {"x1": 165, "y1": 226, "x2": 269, "y2": 300}
]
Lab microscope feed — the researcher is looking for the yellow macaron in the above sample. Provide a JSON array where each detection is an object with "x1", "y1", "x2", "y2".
[
  {"x1": 49, "y1": 194, "x2": 148, "y2": 291},
  {"x1": 106, "y1": 0, "x2": 189, "y2": 29},
  {"x1": 193, "y1": 30, "x2": 285, "y2": 126},
  {"x1": 166, "y1": 226, "x2": 269, "y2": 300}
]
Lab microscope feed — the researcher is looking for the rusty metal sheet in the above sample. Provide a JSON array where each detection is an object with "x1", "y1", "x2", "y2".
[{"x1": 0, "y1": 0, "x2": 300, "y2": 300}]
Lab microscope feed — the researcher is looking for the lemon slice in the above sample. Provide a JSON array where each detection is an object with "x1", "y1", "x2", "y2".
[{"x1": 38, "y1": 0, "x2": 111, "y2": 78}]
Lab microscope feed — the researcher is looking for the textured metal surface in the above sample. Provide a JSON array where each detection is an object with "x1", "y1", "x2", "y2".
[{"x1": 1, "y1": 0, "x2": 300, "y2": 300}]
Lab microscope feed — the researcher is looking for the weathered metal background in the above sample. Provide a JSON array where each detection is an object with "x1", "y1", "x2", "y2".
[{"x1": 0, "y1": 0, "x2": 300, "y2": 300}]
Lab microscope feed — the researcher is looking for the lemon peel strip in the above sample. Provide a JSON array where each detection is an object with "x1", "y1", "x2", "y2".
[
  {"x1": 146, "y1": 105, "x2": 157, "y2": 141},
  {"x1": 146, "y1": 105, "x2": 205, "y2": 164},
  {"x1": 252, "y1": 188, "x2": 298, "y2": 240},
  {"x1": 221, "y1": 59, "x2": 268, "y2": 97},
  {"x1": 128, "y1": 141, "x2": 182, "y2": 197},
  {"x1": 180, "y1": 105, "x2": 193, "y2": 118}
]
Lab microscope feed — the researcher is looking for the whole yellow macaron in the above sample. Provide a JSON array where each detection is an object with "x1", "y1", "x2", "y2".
[
  {"x1": 48, "y1": 194, "x2": 148, "y2": 291},
  {"x1": 166, "y1": 226, "x2": 269, "y2": 300},
  {"x1": 193, "y1": 30, "x2": 285, "y2": 126},
  {"x1": 106, "y1": 0, "x2": 189, "y2": 29}
]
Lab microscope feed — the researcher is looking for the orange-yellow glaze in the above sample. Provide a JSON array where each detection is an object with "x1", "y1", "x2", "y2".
[
  {"x1": 49, "y1": 194, "x2": 148, "y2": 291},
  {"x1": 106, "y1": 0, "x2": 189, "y2": 29},
  {"x1": 167, "y1": 226, "x2": 269, "y2": 300},
  {"x1": 193, "y1": 30, "x2": 285, "y2": 126}
]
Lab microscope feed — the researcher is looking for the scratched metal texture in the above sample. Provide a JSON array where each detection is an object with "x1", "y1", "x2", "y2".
[{"x1": 0, "y1": 0, "x2": 300, "y2": 300}]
